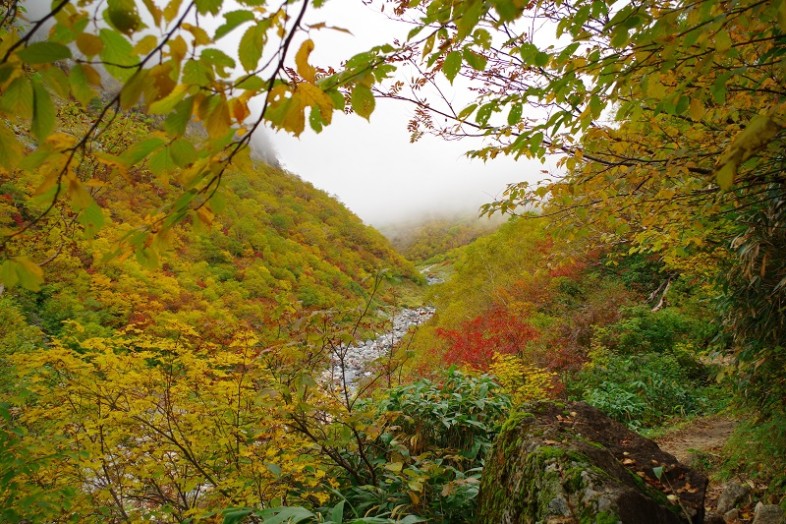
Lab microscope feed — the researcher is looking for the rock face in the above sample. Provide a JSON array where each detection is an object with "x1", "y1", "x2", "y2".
[{"x1": 478, "y1": 402, "x2": 708, "y2": 524}]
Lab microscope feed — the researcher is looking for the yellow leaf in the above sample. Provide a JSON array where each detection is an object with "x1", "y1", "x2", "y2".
[
  {"x1": 645, "y1": 75, "x2": 668, "y2": 100},
  {"x1": 714, "y1": 29, "x2": 732, "y2": 52},
  {"x1": 295, "y1": 39, "x2": 316, "y2": 83},
  {"x1": 76, "y1": 33, "x2": 103, "y2": 56},
  {"x1": 297, "y1": 82, "x2": 333, "y2": 124},
  {"x1": 168, "y1": 35, "x2": 187, "y2": 62},
  {"x1": 66, "y1": 174, "x2": 93, "y2": 210},
  {"x1": 148, "y1": 83, "x2": 188, "y2": 114},
  {"x1": 205, "y1": 97, "x2": 231, "y2": 138},
  {"x1": 688, "y1": 98, "x2": 704, "y2": 121},
  {"x1": 133, "y1": 34, "x2": 158, "y2": 55},
  {"x1": 163, "y1": 0, "x2": 183, "y2": 22},
  {"x1": 149, "y1": 63, "x2": 176, "y2": 101},
  {"x1": 715, "y1": 161, "x2": 736, "y2": 190},
  {"x1": 13, "y1": 256, "x2": 44, "y2": 291},
  {"x1": 230, "y1": 96, "x2": 250, "y2": 123},
  {"x1": 182, "y1": 23, "x2": 211, "y2": 46},
  {"x1": 278, "y1": 93, "x2": 306, "y2": 136},
  {"x1": 384, "y1": 461, "x2": 403, "y2": 473},
  {"x1": 81, "y1": 64, "x2": 103, "y2": 86}
]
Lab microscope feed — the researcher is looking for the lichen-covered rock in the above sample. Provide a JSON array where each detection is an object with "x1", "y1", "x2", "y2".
[
  {"x1": 716, "y1": 481, "x2": 751, "y2": 514},
  {"x1": 478, "y1": 402, "x2": 708, "y2": 524},
  {"x1": 752, "y1": 502, "x2": 786, "y2": 524}
]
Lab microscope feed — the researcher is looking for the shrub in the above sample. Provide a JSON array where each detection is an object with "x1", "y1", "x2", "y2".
[
  {"x1": 488, "y1": 353, "x2": 556, "y2": 405},
  {"x1": 345, "y1": 369, "x2": 511, "y2": 523},
  {"x1": 435, "y1": 310, "x2": 539, "y2": 371},
  {"x1": 571, "y1": 345, "x2": 722, "y2": 428}
]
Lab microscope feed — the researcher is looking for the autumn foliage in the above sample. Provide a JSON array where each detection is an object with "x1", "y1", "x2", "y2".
[{"x1": 436, "y1": 309, "x2": 539, "y2": 371}]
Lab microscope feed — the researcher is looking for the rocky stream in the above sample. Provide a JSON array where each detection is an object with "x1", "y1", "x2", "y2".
[{"x1": 328, "y1": 306, "x2": 436, "y2": 385}]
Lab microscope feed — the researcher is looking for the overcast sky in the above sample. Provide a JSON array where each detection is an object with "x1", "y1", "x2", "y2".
[{"x1": 260, "y1": 0, "x2": 551, "y2": 226}]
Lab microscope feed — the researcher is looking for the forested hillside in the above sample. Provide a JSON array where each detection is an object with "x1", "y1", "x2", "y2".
[
  {"x1": 380, "y1": 214, "x2": 502, "y2": 263},
  {"x1": 1, "y1": 100, "x2": 425, "y2": 522}
]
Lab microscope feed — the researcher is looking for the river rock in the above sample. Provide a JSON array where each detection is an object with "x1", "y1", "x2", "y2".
[
  {"x1": 326, "y1": 307, "x2": 435, "y2": 386},
  {"x1": 716, "y1": 481, "x2": 751, "y2": 514},
  {"x1": 753, "y1": 502, "x2": 786, "y2": 524},
  {"x1": 478, "y1": 401, "x2": 708, "y2": 524}
]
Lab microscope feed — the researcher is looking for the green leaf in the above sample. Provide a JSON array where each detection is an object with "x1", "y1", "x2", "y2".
[
  {"x1": 31, "y1": 79, "x2": 55, "y2": 142},
  {"x1": 239, "y1": 22, "x2": 265, "y2": 71},
  {"x1": 507, "y1": 102, "x2": 523, "y2": 125},
  {"x1": 107, "y1": 0, "x2": 143, "y2": 35},
  {"x1": 330, "y1": 501, "x2": 344, "y2": 524},
  {"x1": 13, "y1": 257, "x2": 44, "y2": 291},
  {"x1": 120, "y1": 69, "x2": 148, "y2": 109},
  {"x1": 309, "y1": 106, "x2": 325, "y2": 132},
  {"x1": 236, "y1": 75, "x2": 265, "y2": 91},
  {"x1": 443, "y1": 51, "x2": 462, "y2": 83},
  {"x1": 0, "y1": 123, "x2": 22, "y2": 169},
  {"x1": 215, "y1": 10, "x2": 255, "y2": 40},
  {"x1": 458, "y1": 103, "x2": 477, "y2": 120},
  {"x1": 121, "y1": 137, "x2": 166, "y2": 166},
  {"x1": 78, "y1": 201, "x2": 105, "y2": 237},
  {"x1": 222, "y1": 509, "x2": 253, "y2": 524},
  {"x1": 149, "y1": 84, "x2": 188, "y2": 114},
  {"x1": 70, "y1": 64, "x2": 98, "y2": 107},
  {"x1": 201, "y1": 48, "x2": 237, "y2": 77},
  {"x1": 169, "y1": 138, "x2": 197, "y2": 167},
  {"x1": 164, "y1": 98, "x2": 194, "y2": 136},
  {"x1": 258, "y1": 507, "x2": 315, "y2": 524},
  {"x1": 100, "y1": 29, "x2": 137, "y2": 82},
  {"x1": 463, "y1": 48, "x2": 487, "y2": 71},
  {"x1": 652, "y1": 465, "x2": 664, "y2": 480},
  {"x1": 148, "y1": 148, "x2": 177, "y2": 177},
  {"x1": 476, "y1": 102, "x2": 495, "y2": 126},
  {"x1": 0, "y1": 260, "x2": 19, "y2": 288},
  {"x1": 710, "y1": 73, "x2": 731, "y2": 105},
  {"x1": 196, "y1": 0, "x2": 222, "y2": 15},
  {"x1": 17, "y1": 42, "x2": 72, "y2": 64},
  {"x1": 351, "y1": 84, "x2": 375, "y2": 120},
  {"x1": 264, "y1": 463, "x2": 282, "y2": 477},
  {"x1": 0, "y1": 76, "x2": 33, "y2": 118},
  {"x1": 456, "y1": 0, "x2": 484, "y2": 41},
  {"x1": 534, "y1": 51, "x2": 550, "y2": 67}
]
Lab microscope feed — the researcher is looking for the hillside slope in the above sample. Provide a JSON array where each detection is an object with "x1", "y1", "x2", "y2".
[{"x1": 1, "y1": 105, "x2": 419, "y2": 345}]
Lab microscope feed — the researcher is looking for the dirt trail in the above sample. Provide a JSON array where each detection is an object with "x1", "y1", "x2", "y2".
[
  {"x1": 655, "y1": 416, "x2": 737, "y2": 465},
  {"x1": 656, "y1": 416, "x2": 738, "y2": 514}
]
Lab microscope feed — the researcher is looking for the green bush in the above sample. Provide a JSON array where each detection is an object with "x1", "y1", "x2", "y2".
[
  {"x1": 344, "y1": 370, "x2": 510, "y2": 524},
  {"x1": 598, "y1": 306, "x2": 708, "y2": 354},
  {"x1": 571, "y1": 347, "x2": 724, "y2": 429}
]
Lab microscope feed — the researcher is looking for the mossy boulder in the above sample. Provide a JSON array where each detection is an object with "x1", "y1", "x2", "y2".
[{"x1": 478, "y1": 402, "x2": 707, "y2": 523}]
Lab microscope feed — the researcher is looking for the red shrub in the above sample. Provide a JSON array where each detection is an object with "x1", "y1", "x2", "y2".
[{"x1": 436, "y1": 309, "x2": 539, "y2": 371}]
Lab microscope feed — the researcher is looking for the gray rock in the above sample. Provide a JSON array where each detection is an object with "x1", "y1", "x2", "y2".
[
  {"x1": 753, "y1": 502, "x2": 786, "y2": 524},
  {"x1": 325, "y1": 307, "x2": 435, "y2": 389},
  {"x1": 723, "y1": 508, "x2": 739, "y2": 523},
  {"x1": 478, "y1": 401, "x2": 708, "y2": 524},
  {"x1": 717, "y1": 481, "x2": 751, "y2": 514}
]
